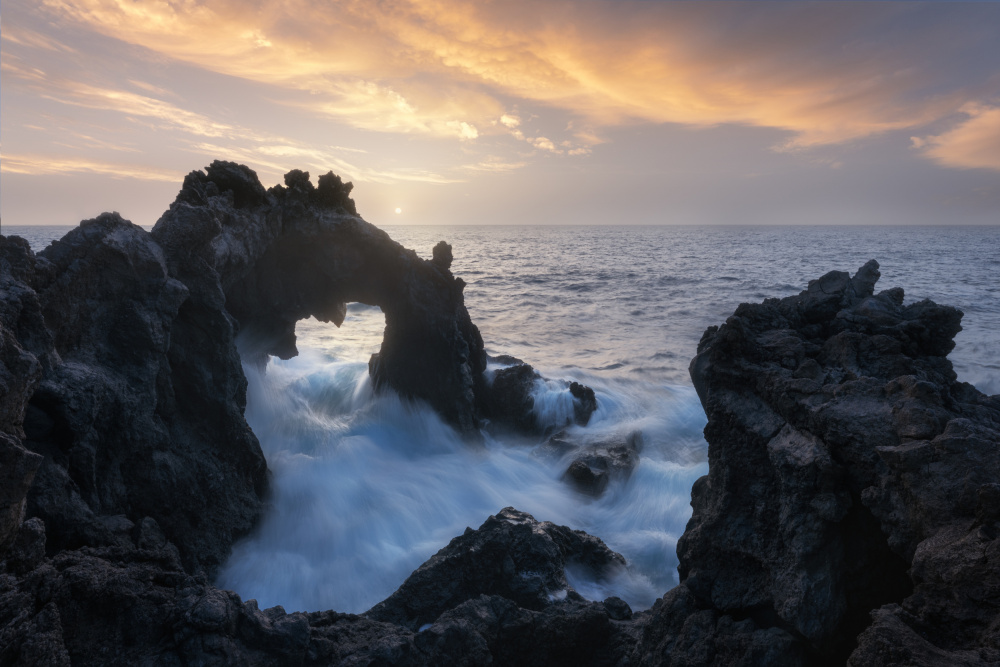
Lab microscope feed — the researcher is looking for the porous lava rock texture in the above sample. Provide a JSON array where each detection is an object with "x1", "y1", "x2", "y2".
[
  {"x1": 1, "y1": 508, "x2": 640, "y2": 665},
  {"x1": 2, "y1": 213, "x2": 265, "y2": 577},
  {"x1": 643, "y1": 260, "x2": 1000, "y2": 666},
  {"x1": 0, "y1": 162, "x2": 609, "y2": 665},
  {"x1": 367, "y1": 507, "x2": 628, "y2": 629},
  {"x1": 155, "y1": 162, "x2": 488, "y2": 433},
  {"x1": 4, "y1": 163, "x2": 999, "y2": 667}
]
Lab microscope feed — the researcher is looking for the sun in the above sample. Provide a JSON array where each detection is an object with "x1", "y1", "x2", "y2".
[{"x1": 395, "y1": 207, "x2": 402, "y2": 214}]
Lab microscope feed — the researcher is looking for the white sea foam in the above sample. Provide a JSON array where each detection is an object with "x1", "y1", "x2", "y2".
[
  {"x1": 12, "y1": 224, "x2": 998, "y2": 614},
  {"x1": 214, "y1": 352, "x2": 707, "y2": 614}
]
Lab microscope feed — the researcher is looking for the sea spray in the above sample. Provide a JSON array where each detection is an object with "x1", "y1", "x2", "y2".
[{"x1": 215, "y1": 351, "x2": 708, "y2": 613}]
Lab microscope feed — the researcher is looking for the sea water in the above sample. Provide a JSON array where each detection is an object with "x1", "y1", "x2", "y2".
[{"x1": 8, "y1": 224, "x2": 1000, "y2": 614}]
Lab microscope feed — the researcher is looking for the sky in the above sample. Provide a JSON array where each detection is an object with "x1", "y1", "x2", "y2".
[{"x1": 2, "y1": 0, "x2": 999, "y2": 227}]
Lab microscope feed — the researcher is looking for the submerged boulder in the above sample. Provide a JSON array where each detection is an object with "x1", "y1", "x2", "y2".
[
  {"x1": 563, "y1": 431, "x2": 643, "y2": 497},
  {"x1": 480, "y1": 358, "x2": 599, "y2": 435}
]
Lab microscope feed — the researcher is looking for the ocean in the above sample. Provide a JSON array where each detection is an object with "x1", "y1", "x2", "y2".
[{"x1": 7, "y1": 223, "x2": 999, "y2": 614}]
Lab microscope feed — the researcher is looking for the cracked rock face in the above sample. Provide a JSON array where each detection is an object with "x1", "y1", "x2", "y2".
[
  {"x1": 1, "y1": 508, "x2": 641, "y2": 666},
  {"x1": 664, "y1": 260, "x2": 1000, "y2": 665},
  {"x1": 367, "y1": 507, "x2": 628, "y2": 629},
  {"x1": 4, "y1": 167, "x2": 999, "y2": 667},
  {"x1": 155, "y1": 161, "x2": 488, "y2": 434}
]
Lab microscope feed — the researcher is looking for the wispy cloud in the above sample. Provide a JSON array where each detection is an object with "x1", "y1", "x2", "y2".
[
  {"x1": 3, "y1": 58, "x2": 451, "y2": 184},
  {"x1": 1, "y1": 26, "x2": 76, "y2": 52},
  {"x1": 42, "y1": 81, "x2": 238, "y2": 138},
  {"x1": 37, "y1": 0, "x2": 997, "y2": 157},
  {"x1": 460, "y1": 156, "x2": 528, "y2": 173},
  {"x1": 1, "y1": 153, "x2": 181, "y2": 181},
  {"x1": 915, "y1": 103, "x2": 1000, "y2": 172}
]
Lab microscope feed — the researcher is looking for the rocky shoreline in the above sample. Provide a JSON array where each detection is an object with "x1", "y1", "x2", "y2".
[{"x1": 3, "y1": 164, "x2": 998, "y2": 665}]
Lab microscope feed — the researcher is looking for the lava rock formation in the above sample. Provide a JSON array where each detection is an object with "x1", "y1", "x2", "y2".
[{"x1": 2, "y1": 164, "x2": 998, "y2": 665}]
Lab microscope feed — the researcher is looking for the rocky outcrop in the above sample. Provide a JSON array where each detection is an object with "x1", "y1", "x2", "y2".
[
  {"x1": 481, "y1": 358, "x2": 598, "y2": 435},
  {"x1": 151, "y1": 162, "x2": 594, "y2": 435},
  {"x1": 0, "y1": 162, "x2": 611, "y2": 664},
  {"x1": 658, "y1": 260, "x2": 1000, "y2": 665},
  {"x1": 562, "y1": 431, "x2": 643, "y2": 497},
  {"x1": 1, "y1": 508, "x2": 640, "y2": 665},
  {"x1": 1, "y1": 216, "x2": 266, "y2": 575},
  {"x1": 154, "y1": 162, "x2": 488, "y2": 433},
  {"x1": 1, "y1": 162, "x2": 598, "y2": 580},
  {"x1": 5, "y1": 161, "x2": 999, "y2": 666},
  {"x1": 367, "y1": 507, "x2": 627, "y2": 628},
  {"x1": 0, "y1": 238, "x2": 47, "y2": 556}
]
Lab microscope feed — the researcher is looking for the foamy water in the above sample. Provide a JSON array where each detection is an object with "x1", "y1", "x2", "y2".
[
  {"x1": 8, "y1": 223, "x2": 999, "y2": 614},
  {"x1": 215, "y1": 353, "x2": 706, "y2": 612}
]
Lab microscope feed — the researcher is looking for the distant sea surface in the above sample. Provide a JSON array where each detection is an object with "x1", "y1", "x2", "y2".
[
  {"x1": 11, "y1": 224, "x2": 997, "y2": 393},
  {"x1": 8, "y1": 223, "x2": 999, "y2": 614}
]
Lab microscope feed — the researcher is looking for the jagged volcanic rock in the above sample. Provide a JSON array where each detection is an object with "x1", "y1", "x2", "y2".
[
  {"x1": 367, "y1": 507, "x2": 627, "y2": 629},
  {"x1": 0, "y1": 238, "x2": 47, "y2": 556},
  {"x1": 154, "y1": 161, "x2": 487, "y2": 433},
  {"x1": 5, "y1": 164, "x2": 999, "y2": 666},
  {"x1": 0, "y1": 162, "x2": 597, "y2": 573},
  {"x1": 1, "y1": 507, "x2": 639, "y2": 665},
  {"x1": 481, "y1": 359, "x2": 599, "y2": 435},
  {"x1": 563, "y1": 431, "x2": 643, "y2": 497},
  {"x1": 654, "y1": 260, "x2": 1000, "y2": 666},
  {"x1": 2, "y1": 215, "x2": 266, "y2": 575}
]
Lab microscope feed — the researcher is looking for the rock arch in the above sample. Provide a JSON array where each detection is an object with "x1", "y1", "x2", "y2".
[{"x1": 152, "y1": 162, "x2": 488, "y2": 433}]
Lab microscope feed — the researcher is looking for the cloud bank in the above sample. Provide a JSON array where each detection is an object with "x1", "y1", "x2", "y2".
[{"x1": 32, "y1": 0, "x2": 999, "y2": 169}]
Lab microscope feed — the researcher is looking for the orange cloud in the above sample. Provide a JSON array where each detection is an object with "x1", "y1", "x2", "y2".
[
  {"x1": 916, "y1": 103, "x2": 1000, "y2": 172},
  {"x1": 1, "y1": 153, "x2": 181, "y2": 181},
  {"x1": 28, "y1": 1, "x2": 1000, "y2": 166},
  {"x1": 3, "y1": 58, "x2": 462, "y2": 185}
]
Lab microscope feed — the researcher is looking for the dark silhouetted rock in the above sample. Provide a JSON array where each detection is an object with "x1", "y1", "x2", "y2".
[
  {"x1": 604, "y1": 596, "x2": 633, "y2": 621},
  {"x1": 432, "y1": 241, "x2": 453, "y2": 270},
  {"x1": 570, "y1": 381, "x2": 598, "y2": 425},
  {"x1": 10, "y1": 213, "x2": 266, "y2": 574},
  {"x1": 482, "y1": 363, "x2": 541, "y2": 432},
  {"x1": 367, "y1": 507, "x2": 627, "y2": 630},
  {"x1": 156, "y1": 161, "x2": 487, "y2": 433},
  {"x1": 1, "y1": 508, "x2": 638, "y2": 666},
  {"x1": 480, "y1": 362, "x2": 599, "y2": 435},
  {"x1": 665, "y1": 260, "x2": 1000, "y2": 665},
  {"x1": 0, "y1": 435, "x2": 41, "y2": 558},
  {"x1": 0, "y1": 237, "x2": 48, "y2": 557},
  {"x1": 6, "y1": 165, "x2": 1000, "y2": 666},
  {"x1": 563, "y1": 431, "x2": 642, "y2": 496}
]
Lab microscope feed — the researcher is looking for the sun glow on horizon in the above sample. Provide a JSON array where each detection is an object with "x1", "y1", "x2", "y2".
[{"x1": 2, "y1": 0, "x2": 998, "y2": 227}]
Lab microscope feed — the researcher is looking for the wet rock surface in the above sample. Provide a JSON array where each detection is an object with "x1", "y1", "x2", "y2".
[
  {"x1": 367, "y1": 507, "x2": 627, "y2": 629},
  {"x1": 669, "y1": 260, "x2": 1000, "y2": 665},
  {"x1": 562, "y1": 431, "x2": 643, "y2": 496},
  {"x1": 1, "y1": 509, "x2": 640, "y2": 666},
  {"x1": 4, "y1": 165, "x2": 999, "y2": 666},
  {"x1": 480, "y1": 358, "x2": 599, "y2": 435}
]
